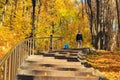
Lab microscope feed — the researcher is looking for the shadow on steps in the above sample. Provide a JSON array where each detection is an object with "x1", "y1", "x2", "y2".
[{"x1": 17, "y1": 75, "x2": 34, "y2": 80}]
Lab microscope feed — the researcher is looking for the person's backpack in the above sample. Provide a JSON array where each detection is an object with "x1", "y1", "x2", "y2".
[{"x1": 64, "y1": 43, "x2": 69, "y2": 49}]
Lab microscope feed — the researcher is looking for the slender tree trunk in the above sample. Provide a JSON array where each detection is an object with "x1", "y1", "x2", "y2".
[
  {"x1": 37, "y1": 0, "x2": 42, "y2": 24},
  {"x1": 1, "y1": 0, "x2": 8, "y2": 26},
  {"x1": 81, "y1": 0, "x2": 84, "y2": 18},
  {"x1": 96, "y1": 0, "x2": 100, "y2": 33},
  {"x1": 116, "y1": 0, "x2": 120, "y2": 49},
  {"x1": 9, "y1": 0, "x2": 13, "y2": 29},
  {"x1": 87, "y1": 0, "x2": 95, "y2": 47},
  {"x1": 31, "y1": 0, "x2": 36, "y2": 37},
  {"x1": 22, "y1": 0, "x2": 25, "y2": 16}
]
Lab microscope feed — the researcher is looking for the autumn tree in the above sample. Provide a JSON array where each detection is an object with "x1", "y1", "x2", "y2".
[
  {"x1": 86, "y1": 0, "x2": 116, "y2": 50},
  {"x1": 0, "y1": 0, "x2": 32, "y2": 59}
]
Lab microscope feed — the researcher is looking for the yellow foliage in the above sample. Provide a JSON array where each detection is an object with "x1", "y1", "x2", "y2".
[
  {"x1": 0, "y1": 0, "x2": 91, "y2": 59},
  {"x1": 87, "y1": 52, "x2": 120, "y2": 80}
]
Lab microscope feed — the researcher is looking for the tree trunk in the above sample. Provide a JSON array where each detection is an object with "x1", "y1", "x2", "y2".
[
  {"x1": 96, "y1": 0, "x2": 99, "y2": 32},
  {"x1": 1, "y1": 0, "x2": 8, "y2": 26},
  {"x1": 81, "y1": 0, "x2": 84, "y2": 18},
  {"x1": 86, "y1": 0, "x2": 115, "y2": 50},
  {"x1": 116, "y1": 0, "x2": 120, "y2": 49},
  {"x1": 37, "y1": 0, "x2": 42, "y2": 22},
  {"x1": 9, "y1": 0, "x2": 13, "y2": 29},
  {"x1": 31, "y1": 0, "x2": 36, "y2": 37},
  {"x1": 87, "y1": 0, "x2": 94, "y2": 47}
]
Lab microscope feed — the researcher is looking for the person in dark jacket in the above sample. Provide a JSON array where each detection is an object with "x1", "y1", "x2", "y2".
[{"x1": 76, "y1": 31, "x2": 83, "y2": 48}]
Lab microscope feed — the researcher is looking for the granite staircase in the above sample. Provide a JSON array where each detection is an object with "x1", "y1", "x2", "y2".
[{"x1": 17, "y1": 49, "x2": 102, "y2": 80}]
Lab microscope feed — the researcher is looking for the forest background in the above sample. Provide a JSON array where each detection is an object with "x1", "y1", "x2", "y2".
[{"x1": 0, "y1": 0, "x2": 120, "y2": 61}]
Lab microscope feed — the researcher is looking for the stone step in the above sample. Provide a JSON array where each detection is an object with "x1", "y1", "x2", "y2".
[
  {"x1": 17, "y1": 75, "x2": 99, "y2": 80},
  {"x1": 40, "y1": 52, "x2": 78, "y2": 57},
  {"x1": 17, "y1": 69, "x2": 96, "y2": 77},
  {"x1": 20, "y1": 66, "x2": 91, "y2": 73},
  {"x1": 43, "y1": 53, "x2": 55, "y2": 57},
  {"x1": 34, "y1": 76, "x2": 99, "y2": 80},
  {"x1": 26, "y1": 55, "x2": 79, "y2": 62},
  {"x1": 22, "y1": 61, "x2": 83, "y2": 66},
  {"x1": 54, "y1": 55, "x2": 79, "y2": 62},
  {"x1": 24, "y1": 60, "x2": 81, "y2": 66},
  {"x1": 54, "y1": 53, "x2": 78, "y2": 57},
  {"x1": 29, "y1": 53, "x2": 78, "y2": 58},
  {"x1": 20, "y1": 66, "x2": 87, "y2": 73},
  {"x1": 48, "y1": 48, "x2": 90, "y2": 53},
  {"x1": 27, "y1": 55, "x2": 54, "y2": 59},
  {"x1": 26, "y1": 57, "x2": 67, "y2": 62}
]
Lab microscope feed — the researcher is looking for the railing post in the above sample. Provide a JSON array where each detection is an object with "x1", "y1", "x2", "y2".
[
  {"x1": 11, "y1": 52, "x2": 14, "y2": 80},
  {"x1": 50, "y1": 35, "x2": 53, "y2": 51},
  {"x1": 29, "y1": 39, "x2": 32, "y2": 55},
  {"x1": 19, "y1": 44, "x2": 22, "y2": 66},
  {"x1": 27, "y1": 40, "x2": 29, "y2": 55},
  {"x1": 0, "y1": 66, "x2": 3, "y2": 80},
  {"x1": 32, "y1": 38, "x2": 35, "y2": 55},
  {"x1": 8, "y1": 56, "x2": 11, "y2": 80},
  {"x1": 16, "y1": 45, "x2": 19, "y2": 68},
  {"x1": 56, "y1": 40, "x2": 58, "y2": 49},
  {"x1": 14, "y1": 47, "x2": 17, "y2": 79},
  {"x1": 13, "y1": 49, "x2": 16, "y2": 80},
  {"x1": 19, "y1": 44, "x2": 21, "y2": 66},
  {"x1": 21, "y1": 43, "x2": 24, "y2": 63},
  {"x1": 3, "y1": 60, "x2": 7, "y2": 80}
]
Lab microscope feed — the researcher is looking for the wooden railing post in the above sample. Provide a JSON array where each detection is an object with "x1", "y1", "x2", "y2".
[{"x1": 50, "y1": 35, "x2": 53, "y2": 51}]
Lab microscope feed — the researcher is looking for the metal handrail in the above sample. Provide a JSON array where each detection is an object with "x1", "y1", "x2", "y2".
[{"x1": 0, "y1": 37, "x2": 63, "y2": 80}]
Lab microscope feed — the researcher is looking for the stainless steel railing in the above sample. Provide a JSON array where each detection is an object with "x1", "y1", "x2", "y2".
[{"x1": 0, "y1": 37, "x2": 63, "y2": 80}]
